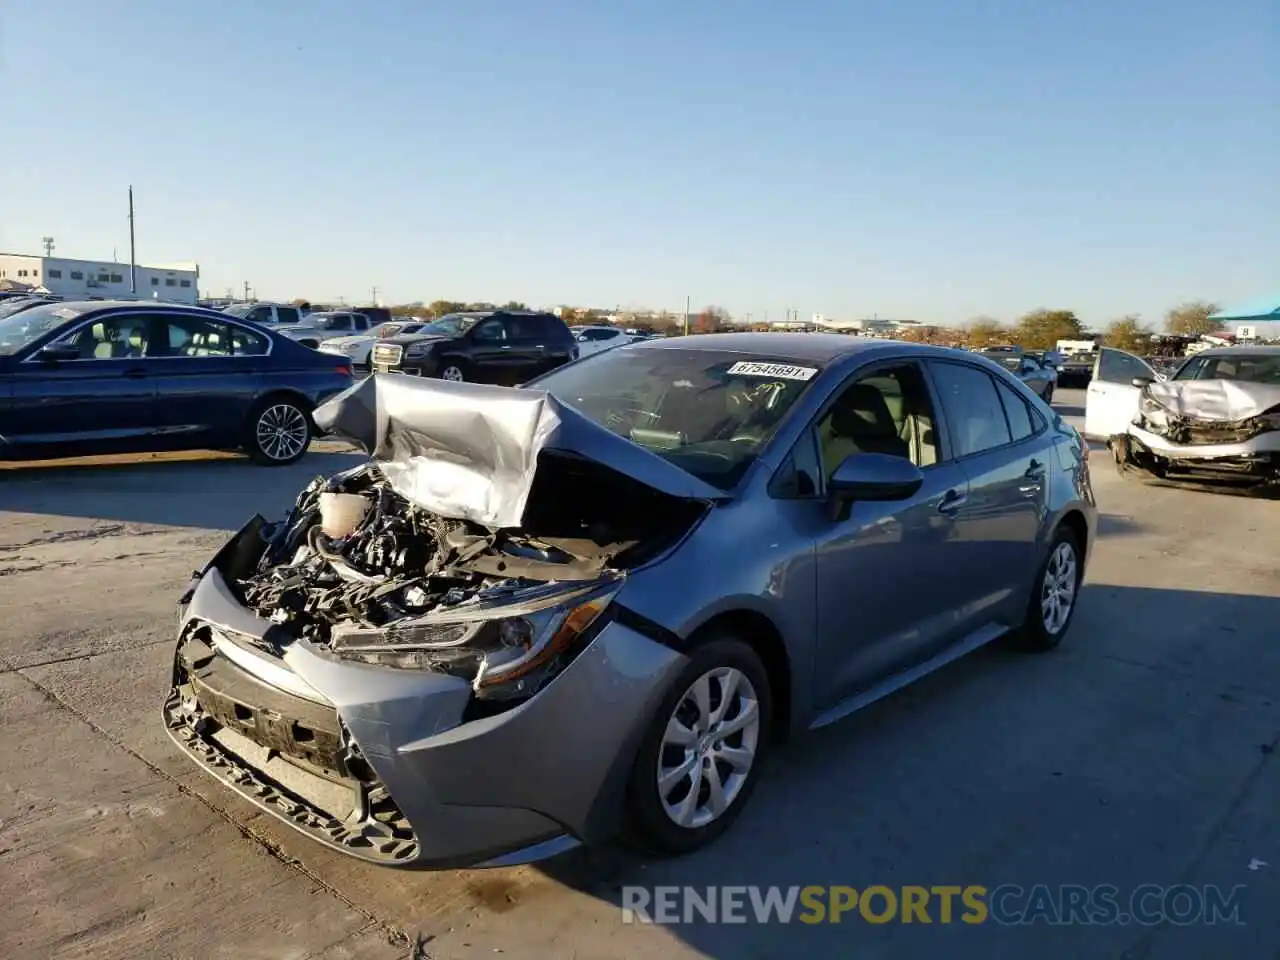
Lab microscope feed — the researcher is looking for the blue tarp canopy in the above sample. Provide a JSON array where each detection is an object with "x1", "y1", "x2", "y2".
[{"x1": 1209, "y1": 296, "x2": 1280, "y2": 322}]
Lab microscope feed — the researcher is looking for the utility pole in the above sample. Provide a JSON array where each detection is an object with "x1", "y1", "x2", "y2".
[
  {"x1": 371, "y1": 286, "x2": 378, "y2": 305},
  {"x1": 128, "y1": 186, "x2": 137, "y2": 295},
  {"x1": 243, "y1": 281, "x2": 250, "y2": 301},
  {"x1": 41, "y1": 236, "x2": 54, "y2": 257},
  {"x1": 684, "y1": 295, "x2": 690, "y2": 336}
]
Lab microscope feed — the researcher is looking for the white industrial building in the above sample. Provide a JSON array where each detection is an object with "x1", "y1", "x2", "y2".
[{"x1": 0, "y1": 253, "x2": 200, "y2": 304}]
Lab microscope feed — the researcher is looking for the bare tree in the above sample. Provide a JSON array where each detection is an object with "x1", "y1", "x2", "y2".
[{"x1": 1165, "y1": 300, "x2": 1222, "y2": 336}]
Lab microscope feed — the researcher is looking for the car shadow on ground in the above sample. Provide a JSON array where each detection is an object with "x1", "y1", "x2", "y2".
[
  {"x1": 0, "y1": 445, "x2": 366, "y2": 530},
  {"x1": 1096, "y1": 513, "x2": 1144, "y2": 537},
  {"x1": 534, "y1": 584, "x2": 1280, "y2": 958}
]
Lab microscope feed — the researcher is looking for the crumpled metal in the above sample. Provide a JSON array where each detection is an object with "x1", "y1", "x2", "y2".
[{"x1": 313, "y1": 374, "x2": 723, "y2": 528}]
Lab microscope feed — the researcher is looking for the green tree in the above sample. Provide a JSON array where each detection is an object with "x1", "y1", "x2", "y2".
[
  {"x1": 1103, "y1": 314, "x2": 1152, "y2": 353},
  {"x1": 502, "y1": 300, "x2": 529, "y2": 311},
  {"x1": 964, "y1": 316, "x2": 1006, "y2": 348},
  {"x1": 1014, "y1": 309, "x2": 1083, "y2": 350},
  {"x1": 426, "y1": 300, "x2": 467, "y2": 318},
  {"x1": 1165, "y1": 300, "x2": 1221, "y2": 336}
]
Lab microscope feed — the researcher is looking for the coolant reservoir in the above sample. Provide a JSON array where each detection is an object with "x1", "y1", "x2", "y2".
[{"x1": 318, "y1": 492, "x2": 370, "y2": 539}]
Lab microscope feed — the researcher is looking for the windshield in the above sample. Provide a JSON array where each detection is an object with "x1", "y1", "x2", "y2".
[
  {"x1": 0, "y1": 303, "x2": 84, "y2": 356},
  {"x1": 530, "y1": 346, "x2": 820, "y2": 489},
  {"x1": 0, "y1": 298, "x2": 51, "y2": 319},
  {"x1": 221, "y1": 304, "x2": 253, "y2": 318},
  {"x1": 308, "y1": 313, "x2": 353, "y2": 330},
  {"x1": 1176, "y1": 354, "x2": 1280, "y2": 385},
  {"x1": 419, "y1": 313, "x2": 485, "y2": 337}
]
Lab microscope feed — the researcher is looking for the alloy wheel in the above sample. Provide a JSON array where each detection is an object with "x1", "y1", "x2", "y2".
[
  {"x1": 657, "y1": 667, "x2": 761, "y2": 829},
  {"x1": 441, "y1": 366, "x2": 465, "y2": 382},
  {"x1": 255, "y1": 404, "x2": 309, "y2": 462},
  {"x1": 1041, "y1": 541, "x2": 1078, "y2": 634}
]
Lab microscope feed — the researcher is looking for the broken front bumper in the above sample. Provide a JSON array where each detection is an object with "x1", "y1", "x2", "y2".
[
  {"x1": 163, "y1": 524, "x2": 687, "y2": 869},
  {"x1": 1110, "y1": 428, "x2": 1280, "y2": 493}
]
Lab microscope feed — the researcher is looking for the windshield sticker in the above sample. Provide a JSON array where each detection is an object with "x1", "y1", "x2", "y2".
[{"x1": 727, "y1": 361, "x2": 817, "y2": 381}]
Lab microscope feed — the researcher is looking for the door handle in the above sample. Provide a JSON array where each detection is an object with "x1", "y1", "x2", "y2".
[
  {"x1": 501, "y1": 345, "x2": 512, "y2": 350},
  {"x1": 936, "y1": 489, "x2": 967, "y2": 516},
  {"x1": 122, "y1": 368, "x2": 148, "y2": 380}
]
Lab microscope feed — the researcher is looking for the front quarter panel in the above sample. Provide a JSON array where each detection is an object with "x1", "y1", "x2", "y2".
[{"x1": 616, "y1": 489, "x2": 818, "y2": 733}]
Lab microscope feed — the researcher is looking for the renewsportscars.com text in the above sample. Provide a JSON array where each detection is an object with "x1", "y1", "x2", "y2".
[{"x1": 621, "y1": 884, "x2": 1246, "y2": 926}]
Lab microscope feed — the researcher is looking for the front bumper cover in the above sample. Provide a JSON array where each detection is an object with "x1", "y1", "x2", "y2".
[
  {"x1": 164, "y1": 521, "x2": 687, "y2": 869},
  {"x1": 1109, "y1": 431, "x2": 1280, "y2": 495}
]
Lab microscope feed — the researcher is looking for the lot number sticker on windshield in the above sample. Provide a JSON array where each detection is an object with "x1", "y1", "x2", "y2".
[{"x1": 727, "y1": 361, "x2": 817, "y2": 381}]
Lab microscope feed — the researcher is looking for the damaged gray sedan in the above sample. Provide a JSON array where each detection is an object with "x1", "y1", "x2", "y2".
[
  {"x1": 1086, "y1": 345, "x2": 1280, "y2": 493},
  {"x1": 165, "y1": 335, "x2": 1096, "y2": 868}
]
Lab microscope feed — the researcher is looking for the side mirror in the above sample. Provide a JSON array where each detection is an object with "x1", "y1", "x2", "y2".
[
  {"x1": 1131, "y1": 376, "x2": 1153, "y2": 388},
  {"x1": 827, "y1": 452, "x2": 924, "y2": 521},
  {"x1": 37, "y1": 342, "x2": 80, "y2": 363}
]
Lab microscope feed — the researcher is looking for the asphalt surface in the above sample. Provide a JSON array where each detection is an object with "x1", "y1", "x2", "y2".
[{"x1": 1, "y1": 390, "x2": 1277, "y2": 959}]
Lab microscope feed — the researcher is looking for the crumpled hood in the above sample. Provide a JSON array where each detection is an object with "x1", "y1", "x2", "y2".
[
  {"x1": 313, "y1": 374, "x2": 726, "y2": 528},
  {"x1": 1145, "y1": 379, "x2": 1280, "y2": 423}
]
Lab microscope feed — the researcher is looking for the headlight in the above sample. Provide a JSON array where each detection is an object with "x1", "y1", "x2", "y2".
[
  {"x1": 329, "y1": 577, "x2": 623, "y2": 700},
  {"x1": 405, "y1": 343, "x2": 434, "y2": 357}
]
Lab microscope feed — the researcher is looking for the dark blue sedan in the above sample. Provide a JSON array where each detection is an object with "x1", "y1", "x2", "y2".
[{"x1": 0, "y1": 300, "x2": 355, "y2": 465}]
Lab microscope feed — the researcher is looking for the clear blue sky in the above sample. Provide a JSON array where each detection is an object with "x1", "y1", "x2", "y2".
[{"x1": 3, "y1": 0, "x2": 1276, "y2": 327}]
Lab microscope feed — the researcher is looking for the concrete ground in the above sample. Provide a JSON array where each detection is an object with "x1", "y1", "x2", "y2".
[{"x1": 1, "y1": 390, "x2": 1277, "y2": 959}]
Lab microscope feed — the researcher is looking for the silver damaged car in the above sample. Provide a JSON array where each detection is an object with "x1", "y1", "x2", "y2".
[{"x1": 164, "y1": 334, "x2": 1097, "y2": 868}]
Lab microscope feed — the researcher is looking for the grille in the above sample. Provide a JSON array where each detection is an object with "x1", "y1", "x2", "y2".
[{"x1": 372, "y1": 343, "x2": 403, "y2": 367}]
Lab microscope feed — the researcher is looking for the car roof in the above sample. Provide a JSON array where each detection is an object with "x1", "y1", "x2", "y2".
[
  {"x1": 1193, "y1": 345, "x2": 1280, "y2": 358},
  {"x1": 631, "y1": 332, "x2": 940, "y2": 364},
  {"x1": 48, "y1": 300, "x2": 231, "y2": 316}
]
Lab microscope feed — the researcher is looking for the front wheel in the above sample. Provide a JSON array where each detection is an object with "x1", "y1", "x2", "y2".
[
  {"x1": 439, "y1": 363, "x2": 466, "y2": 382},
  {"x1": 246, "y1": 397, "x2": 313, "y2": 465},
  {"x1": 1009, "y1": 525, "x2": 1082, "y2": 652},
  {"x1": 626, "y1": 636, "x2": 772, "y2": 855}
]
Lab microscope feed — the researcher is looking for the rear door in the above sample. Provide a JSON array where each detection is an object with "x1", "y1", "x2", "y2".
[
  {"x1": 926, "y1": 359, "x2": 1043, "y2": 628},
  {"x1": 533, "y1": 314, "x2": 576, "y2": 375},
  {"x1": 6, "y1": 313, "x2": 158, "y2": 456},
  {"x1": 1084, "y1": 348, "x2": 1158, "y2": 441},
  {"x1": 143, "y1": 313, "x2": 268, "y2": 448}
]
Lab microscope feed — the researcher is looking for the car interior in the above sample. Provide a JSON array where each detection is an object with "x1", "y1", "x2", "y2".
[
  {"x1": 816, "y1": 367, "x2": 939, "y2": 481},
  {"x1": 61, "y1": 320, "x2": 148, "y2": 359}
]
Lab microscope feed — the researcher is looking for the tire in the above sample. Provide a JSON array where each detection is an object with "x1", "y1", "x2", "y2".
[
  {"x1": 245, "y1": 396, "x2": 313, "y2": 466},
  {"x1": 1009, "y1": 524, "x2": 1082, "y2": 652},
  {"x1": 1043, "y1": 384, "x2": 1055, "y2": 404},
  {"x1": 439, "y1": 362, "x2": 466, "y2": 382},
  {"x1": 626, "y1": 634, "x2": 773, "y2": 856}
]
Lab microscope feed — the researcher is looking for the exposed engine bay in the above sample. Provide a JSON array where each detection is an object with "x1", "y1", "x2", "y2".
[{"x1": 230, "y1": 457, "x2": 703, "y2": 700}]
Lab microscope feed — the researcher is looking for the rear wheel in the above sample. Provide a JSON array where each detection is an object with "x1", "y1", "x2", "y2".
[
  {"x1": 246, "y1": 397, "x2": 312, "y2": 465},
  {"x1": 626, "y1": 635, "x2": 772, "y2": 855},
  {"x1": 1009, "y1": 525, "x2": 1082, "y2": 652}
]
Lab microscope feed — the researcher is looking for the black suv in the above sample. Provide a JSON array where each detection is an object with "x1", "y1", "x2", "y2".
[{"x1": 369, "y1": 310, "x2": 578, "y2": 385}]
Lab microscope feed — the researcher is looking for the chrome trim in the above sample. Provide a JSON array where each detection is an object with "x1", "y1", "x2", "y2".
[{"x1": 20, "y1": 306, "x2": 278, "y2": 363}]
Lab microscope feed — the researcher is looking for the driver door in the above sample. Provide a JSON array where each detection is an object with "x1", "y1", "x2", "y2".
[
  {"x1": 1084, "y1": 348, "x2": 1158, "y2": 441},
  {"x1": 788, "y1": 362, "x2": 972, "y2": 714}
]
